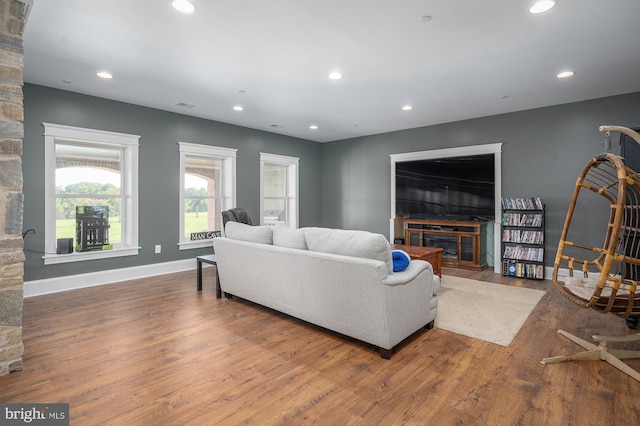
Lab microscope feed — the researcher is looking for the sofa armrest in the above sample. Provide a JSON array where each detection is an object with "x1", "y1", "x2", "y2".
[
  {"x1": 382, "y1": 260, "x2": 432, "y2": 286},
  {"x1": 432, "y1": 274, "x2": 441, "y2": 293}
]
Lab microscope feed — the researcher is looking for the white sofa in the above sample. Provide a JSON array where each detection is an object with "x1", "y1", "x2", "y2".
[{"x1": 212, "y1": 223, "x2": 439, "y2": 359}]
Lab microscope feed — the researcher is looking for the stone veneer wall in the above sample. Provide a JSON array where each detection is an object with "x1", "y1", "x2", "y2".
[{"x1": 0, "y1": 0, "x2": 26, "y2": 376}]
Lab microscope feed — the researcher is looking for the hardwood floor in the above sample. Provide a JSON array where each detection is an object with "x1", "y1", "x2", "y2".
[{"x1": 1, "y1": 266, "x2": 639, "y2": 425}]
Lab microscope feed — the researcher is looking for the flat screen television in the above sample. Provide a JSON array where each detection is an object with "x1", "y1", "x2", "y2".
[{"x1": 395, "y1": 154, "x2": 495, "y2": 221}]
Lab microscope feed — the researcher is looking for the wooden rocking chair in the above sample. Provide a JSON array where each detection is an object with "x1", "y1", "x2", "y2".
[{"x1": 541, "y1": 125, "x2": 640, "y2": 381}]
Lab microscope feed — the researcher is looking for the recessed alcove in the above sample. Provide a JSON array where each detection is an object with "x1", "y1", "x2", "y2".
[{"x1": 390, "y1": 143, "x2": 502, "y2": 273}]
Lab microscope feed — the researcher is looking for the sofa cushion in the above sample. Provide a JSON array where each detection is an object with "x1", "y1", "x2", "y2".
[
  {"x1": 225, "y1": 221, "x2": 273, "y2": 244},
  {"x1": 304, "y1": 227, "x2": 393, "y2": 274},
  {"x1": 391, "y1": 249, "x2": 411, "y2": 272},
  {"x1": 273, "y1": 224, "x2": 307, "y2": 250}
]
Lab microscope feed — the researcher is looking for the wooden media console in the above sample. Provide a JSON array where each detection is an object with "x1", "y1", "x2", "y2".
[{"x1": 403, "y1": 218, "x2": 488, "y2": 270}]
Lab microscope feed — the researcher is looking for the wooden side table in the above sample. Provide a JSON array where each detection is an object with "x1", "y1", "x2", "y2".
[
  {"x1": 391, "y1": 244, "x2": 443, "y2": 277},
  {"x1": 196, "y1": 254, "x2": 221, "y2": 298}
]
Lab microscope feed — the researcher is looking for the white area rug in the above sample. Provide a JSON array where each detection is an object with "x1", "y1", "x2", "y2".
[{"x1": 435, "y1": 275, "x2": 546, "y2": 346}]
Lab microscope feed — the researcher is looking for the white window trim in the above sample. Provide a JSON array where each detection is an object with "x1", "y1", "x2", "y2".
[
  {"x1": 260, "y1": 152, "x2": 299, "y2": 229},
  {"x1": 42, "y1": 123, "x2": 141, "y2": 265},
  {"x1": 178, "y1": 142, "x2": 237, "y2": 250}
]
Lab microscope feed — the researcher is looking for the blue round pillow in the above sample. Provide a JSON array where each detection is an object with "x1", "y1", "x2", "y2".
[{"x1": 392, "y1": 249, "x2": 411, "y2": 272}]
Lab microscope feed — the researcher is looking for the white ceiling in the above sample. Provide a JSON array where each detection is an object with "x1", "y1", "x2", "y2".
[{"x1": 22, "y1": 0, "x2": 640, "y2": 143}]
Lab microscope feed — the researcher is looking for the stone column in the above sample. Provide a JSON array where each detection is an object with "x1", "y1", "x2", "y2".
[{"x1": 0, "y1": 0, "x2": 26, "y2": 376}]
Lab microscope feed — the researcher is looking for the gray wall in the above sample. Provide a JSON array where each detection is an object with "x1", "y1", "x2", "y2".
[
  {"x1": 321, "y1": 91, "x2": 640, "y2": 266},
  {"x1": 23, "y1": 84, "x2": 323, "y2": 281},
  {"x1": 23, "y1": 83, "x2": 640, "y2": 281}
]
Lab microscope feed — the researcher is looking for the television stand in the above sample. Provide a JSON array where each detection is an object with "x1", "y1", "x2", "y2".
[{"x1": 404, "y1": 218, "x2": 487, "y2": 270}]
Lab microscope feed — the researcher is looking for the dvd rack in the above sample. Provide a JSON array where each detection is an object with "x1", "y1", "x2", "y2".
[{"x1": 501, "y1": 197, "x2": 545, "y2": 280}]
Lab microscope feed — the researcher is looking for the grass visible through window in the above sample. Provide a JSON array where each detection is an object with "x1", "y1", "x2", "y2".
[{"x1": 56, "y1": 213, "x2": 214, "y2": 248}]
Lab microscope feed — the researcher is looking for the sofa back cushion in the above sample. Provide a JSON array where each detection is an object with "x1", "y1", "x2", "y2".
[
  {"x1": 273, "y1": 225, "x2": 308, "y2": 250},
  {"x1": 225, "y1": 221, "x2": 273, "y2": 244},
  {"x1": 304, "y1": 227, "x2": 393, "y2": 274}
]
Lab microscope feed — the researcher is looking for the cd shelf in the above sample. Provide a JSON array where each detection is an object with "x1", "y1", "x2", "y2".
[{"x1": 501, "y1": 197, "x2": 544, "y2": 280}]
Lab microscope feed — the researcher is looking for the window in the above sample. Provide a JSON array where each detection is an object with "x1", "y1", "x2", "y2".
[
  {"x1": 260, "y1": 153, "x2": 299, "y2": 228},
  {"x1": 43, "y1": 123, "x2": 140, "y2": 265},
  {"x1": 179, "y1": 143, "x2": 236, "y2": 249}
]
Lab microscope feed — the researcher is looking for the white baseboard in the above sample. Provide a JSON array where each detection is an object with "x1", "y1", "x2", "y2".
[
  {"x1": 23, "y1": 262, "x2": 564, "y2": 298},
  {"x1": 546, "y1": 265, "x2": 554, "y2": 280},
  {"x1": 24, "y1": 259, "x2": 199, "y2": 298},
  {"x1": 545, "y1": 266, "x2": 602, "y2": 281}
]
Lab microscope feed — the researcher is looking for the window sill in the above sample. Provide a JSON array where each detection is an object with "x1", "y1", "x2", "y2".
[
  {"x1": 43, "y1": 247, "x2": 141, "y2": 265},
  {"x1": 178, "y1": 240, "x2": 215, "y2": 250}
]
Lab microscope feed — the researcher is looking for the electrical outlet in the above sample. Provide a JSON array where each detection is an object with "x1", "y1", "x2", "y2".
[{"x1": 155, "y1": 244, "x2": 161, "y2": 254}]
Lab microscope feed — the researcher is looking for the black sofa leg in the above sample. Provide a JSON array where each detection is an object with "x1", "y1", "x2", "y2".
[
  {"x1": 380, "y1": 348, "x2": 392, "y2": 359},
  {"x1": 425, "y1": 320, "x2": 435, "y2": 329}
]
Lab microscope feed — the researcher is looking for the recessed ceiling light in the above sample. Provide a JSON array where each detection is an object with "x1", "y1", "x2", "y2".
[
  {"x1": 328, "y1": 72, "x2": 343, "y2": 80},
  {"x1": 402, "y1": 105, "x2": 413, "y2": 111},
  {"x1": 529, "y1": 1, "x2": 556, "y2": 14},
  {"x1": 309, "y1": 124, "x2": 318, "y2": 130},
  {"x1": 96, "y1": 71, "x2": 113, "y2": 79},
  {"x1": 171, "y1": 0, "x2": 196, "y2": 14},
  {"x1": 556, "y1": 70, "x2": 575, "y2": 78},
  {"x1": 233, "y1": 105, "x2": 244, "y2": 111}
]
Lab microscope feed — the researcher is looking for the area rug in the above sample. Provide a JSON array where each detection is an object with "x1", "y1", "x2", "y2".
[{"x1": 434, "y1": 275, "x2": 546, "y2": 346}]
